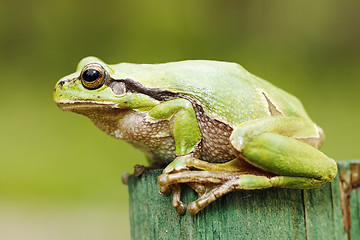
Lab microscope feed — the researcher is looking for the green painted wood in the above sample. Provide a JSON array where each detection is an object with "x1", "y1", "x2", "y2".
[
  {"x1": 348, "y1": 162, "x2": 360, "y2": 239},
  {"x1": 128, "y1": 161, "x2": 360, "y2": 240}
]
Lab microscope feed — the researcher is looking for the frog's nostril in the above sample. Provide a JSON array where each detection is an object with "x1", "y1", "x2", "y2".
[{"x1": 59, "y1": 81, "x2": 65, "y2": 87}]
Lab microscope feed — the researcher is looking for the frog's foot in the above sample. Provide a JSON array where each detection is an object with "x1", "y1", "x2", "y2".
[
  {"x1": 133, "y1": 163, "x2": 167, "y2": 177},
  {"x1": 159, "y1": 169, "x2": 329, "y2": 214},
  {"x1": 160, "y1": 156, "x2": 192, "y2": 195},
  {"x1": 159, "y1": 156, "x2": 265, "y2": 213},
  {"x1": 162, "y1": 181, "x2": 205, "y2": 214},
  {"x1": 133, "y1": 165, "x2": 148, "y2": 177},
  {"x1": 161, "y1": 170, "x2": 330, "y2": 214},
  {"x1": 159, "y1": 156, "x2": 264, "y2": 195},
  {"x1": 159, "y1": 171, "x2": 245, "y2": 196},
  {"x1": 187, "y1": 174, "x2": 332, "y2": 214},
  {"x1": 158, "y1": 171, "x2": 272, "y2": 214},
  {"x1": 186, "y1": 175, "x2": 266, "y2": 214},
  {"x1": 159, "y1": 155, "x2": 275, "y2": 213},
  {"x1": 160, "y1": 156, "x2": 210, "y2": 213}
]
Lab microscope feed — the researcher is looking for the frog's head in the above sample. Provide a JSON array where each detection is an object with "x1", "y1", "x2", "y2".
[{"x1": 54, "y1": 57, "x2": 160, "y2": 117}]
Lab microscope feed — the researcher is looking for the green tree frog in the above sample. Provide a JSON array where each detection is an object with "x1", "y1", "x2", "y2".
[{"x1": 54, "y1": 57, "x2": 337, "y2": 215}]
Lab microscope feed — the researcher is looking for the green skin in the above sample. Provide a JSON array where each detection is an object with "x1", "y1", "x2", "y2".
[{"x1": 54, "y1": 57, "x2": 337, "y2": 215}]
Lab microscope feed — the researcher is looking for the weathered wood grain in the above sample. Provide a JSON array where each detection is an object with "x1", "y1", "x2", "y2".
[{"x1": 128, "y1": 161, "x2": 360, "y2": 240}]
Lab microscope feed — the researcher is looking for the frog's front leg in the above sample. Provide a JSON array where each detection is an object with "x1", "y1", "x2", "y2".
[
  {"x1": 149, "y1": 98, "x2": 201, "y2": 155},
  {"x1": 149, "y1": 98, "x2": 202, "y2": 214}
]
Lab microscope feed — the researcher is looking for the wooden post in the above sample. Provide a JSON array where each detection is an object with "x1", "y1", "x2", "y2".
[{"x1": 128, "y1": 161, "x2": 360, "y2": 240}]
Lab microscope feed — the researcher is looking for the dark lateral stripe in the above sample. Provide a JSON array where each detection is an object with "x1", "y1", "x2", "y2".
[{"x1": 109, "y1": 78, "x2": 181, "y2": 101}]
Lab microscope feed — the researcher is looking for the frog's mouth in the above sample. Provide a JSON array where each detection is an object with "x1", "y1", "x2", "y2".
[{"x1": 56, "y1": 101, "x2": 120, "y2": 115}]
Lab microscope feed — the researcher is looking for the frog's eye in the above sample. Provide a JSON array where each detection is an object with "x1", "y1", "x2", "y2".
[{"x1": 80, "y1": 63, "x2": 107, "y2": 89}]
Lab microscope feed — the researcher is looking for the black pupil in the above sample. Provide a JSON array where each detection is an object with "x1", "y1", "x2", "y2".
[{"x1": 83, "y1": 69, "x2": 100, "y2": 82}]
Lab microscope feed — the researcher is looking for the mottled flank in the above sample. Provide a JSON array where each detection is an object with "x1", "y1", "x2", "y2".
[{"x1": 194, "y1": 104, "x2": 235, "y2": 163}]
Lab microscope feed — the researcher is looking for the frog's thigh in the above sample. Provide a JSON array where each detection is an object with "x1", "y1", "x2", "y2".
[
  {"x1": 149, "y1": 98, "x2": 201, "y2": 155},
  {"x1": 233, "y1": 131, "x2": 337, "y2": 188}
]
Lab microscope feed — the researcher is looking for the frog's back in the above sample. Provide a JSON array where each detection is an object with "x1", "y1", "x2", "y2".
[{"x1": 111, "y1": 60, "x2": 310, "y2": 126}]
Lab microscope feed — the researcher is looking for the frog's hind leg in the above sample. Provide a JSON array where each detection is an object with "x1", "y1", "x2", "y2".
[
  {"x1": 186, "y1": 173, "x2": 333, "y2": 215},
  {"x1": 230, "y1": 117, "x2": 338, "y2": 189}
]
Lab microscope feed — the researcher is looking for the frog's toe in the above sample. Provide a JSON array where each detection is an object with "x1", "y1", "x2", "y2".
[
  {"x1": 188, "y1": 201, "x2": 202, "y2": 215},
  {"x1": 187, "y1": 185, "x2": 222, "y2": 215},
  {"x1": 158, "y1": 174, "x2": 172, "y2": 195},
  {"x1": 171, "y1": 184, "x2": 187, "y2": 215},
  {"x1": 174, "y1": 200, "x2": 187, "y2": 215},
  {"x1": 133, "y1": 164, "x2": 147, "y2": 177}
]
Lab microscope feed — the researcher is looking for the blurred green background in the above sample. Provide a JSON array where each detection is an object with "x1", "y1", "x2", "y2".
[{"x1": 1, "y1": 0, "x2": 359, "y2": 239}]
